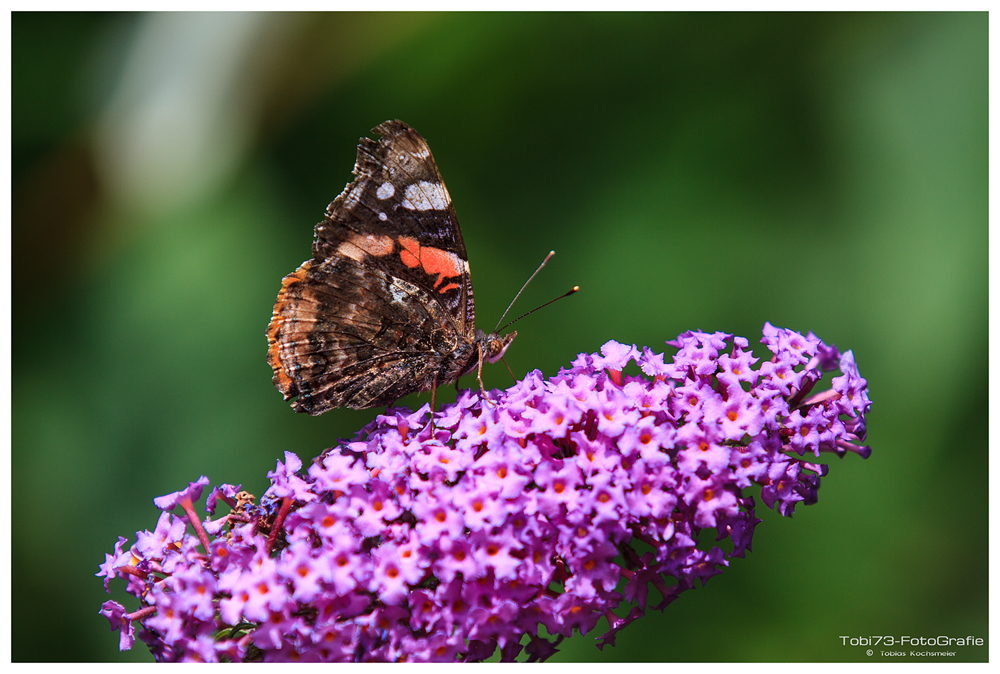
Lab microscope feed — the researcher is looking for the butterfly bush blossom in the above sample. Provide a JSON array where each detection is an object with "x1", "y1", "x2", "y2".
[{"x1": 99, "y1": 324, "x2": 871, "y2": 662}]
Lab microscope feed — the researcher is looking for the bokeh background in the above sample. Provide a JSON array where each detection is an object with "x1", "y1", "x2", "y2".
[{"x1": 12, "y1": 12, "x2": 987, "y2": 663}]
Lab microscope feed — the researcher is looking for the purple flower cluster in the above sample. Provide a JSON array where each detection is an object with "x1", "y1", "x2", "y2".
[{"x1": 99, "y1": 324, "x2": 870, "y2": 662}]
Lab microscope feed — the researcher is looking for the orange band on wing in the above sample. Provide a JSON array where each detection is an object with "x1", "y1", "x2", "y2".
[
  {"x1": 399, "y1": 237, "x2": 422, "y2": 268},
  {"x1": 397, "y1": 237, "x2": 464, "y2": 292}
]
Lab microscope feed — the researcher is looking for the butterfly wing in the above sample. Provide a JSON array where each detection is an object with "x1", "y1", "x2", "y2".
[{"x1": 266, "y1": 120, "x2": 479, "y2": 413}]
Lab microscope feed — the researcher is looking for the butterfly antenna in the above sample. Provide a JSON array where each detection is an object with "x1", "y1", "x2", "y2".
[
  {"x1": 494, "y1": 250, "x2": 556, "y2": 332},
  {"x1": 497, "y1": 285, "x2": 579, "y2": 333}
]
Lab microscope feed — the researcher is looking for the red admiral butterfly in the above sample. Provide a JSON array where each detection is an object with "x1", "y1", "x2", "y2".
[{"x1": 266, "y1": 120, "x2": 518, "y2": 414}]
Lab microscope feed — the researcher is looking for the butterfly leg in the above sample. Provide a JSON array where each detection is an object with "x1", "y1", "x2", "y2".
[
  {"x1": 429, "y1": 373, "x2": 438, "y2": 431},
  {"x1": 500, "y1": 356, "x2": 517, "y2": 382},
  {"x1": 476, "y1": 344, "x2": 494, "y2": 406}
]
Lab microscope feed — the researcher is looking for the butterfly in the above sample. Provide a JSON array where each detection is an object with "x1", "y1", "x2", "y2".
[{"x1": 266, "y1": 120, "x2": 517, "y2": 414}]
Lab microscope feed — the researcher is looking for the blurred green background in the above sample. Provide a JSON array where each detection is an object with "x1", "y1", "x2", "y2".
[{"x1": 12, "y1": 12, "x2": 987, "y2": 663}]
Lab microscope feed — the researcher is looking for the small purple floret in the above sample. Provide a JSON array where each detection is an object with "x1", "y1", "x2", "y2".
[
  {"x1": 100, "y1": 600, "x2": 136, "y2": 651},
  {"x1": 98, "y1": 325, "x2": 871, "y2": 661},
  {"x1": 153, "y1": 476, "x2": 210, "y2": 511}
]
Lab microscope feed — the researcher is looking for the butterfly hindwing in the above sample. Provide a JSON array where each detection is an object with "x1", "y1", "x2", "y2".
[{"x1": 266, "y1": 257, "x2": 474, "y2": 412}]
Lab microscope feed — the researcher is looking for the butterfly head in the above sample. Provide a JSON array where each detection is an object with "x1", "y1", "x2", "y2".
[{"x1": 477, "y1": 329, "x2": 517, "y2": 364}]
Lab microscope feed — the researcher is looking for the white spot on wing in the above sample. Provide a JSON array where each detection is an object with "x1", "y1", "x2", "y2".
[
  {"x1": 378, "y1": 212, "x2": 387, "y2": 221},
  {"x1": 376, "y1": 182, "x2": 395, "y2": 200},
  {"x1": 389, "y1": 283, "x2": 408, "y2": 305},
  {"x1": 403, "y1": 181, "x2": 451, "y2": 211}
]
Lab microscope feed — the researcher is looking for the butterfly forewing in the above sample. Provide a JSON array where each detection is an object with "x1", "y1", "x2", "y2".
[{"x1": 313, "y1": 121, "x2": 475, "y2": 336}]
